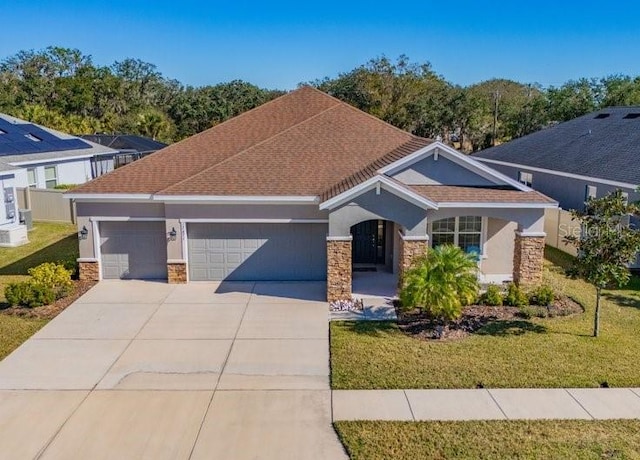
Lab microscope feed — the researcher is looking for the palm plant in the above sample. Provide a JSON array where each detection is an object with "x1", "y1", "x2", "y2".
[{"x1": 399, "y1": 244, "x2": 479, "y2": 321}]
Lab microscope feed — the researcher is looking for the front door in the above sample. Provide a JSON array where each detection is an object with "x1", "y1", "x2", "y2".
[{"x1": 352, "y1": 220, "x2": 384, "y2": 264}]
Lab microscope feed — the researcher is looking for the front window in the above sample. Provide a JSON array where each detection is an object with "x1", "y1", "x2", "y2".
[
  {"x1": 519, "y1": 171, "x2": 533, "y2": 187},
  {"x1": 431, "y1": 216, "x2": 483, "y2": 257},
  {"x1": 27, "y1": 168, "x2": 37, "y2": 188},
  {"x1": 44, "y1": 166, "x2": 57, "y2": 189}
]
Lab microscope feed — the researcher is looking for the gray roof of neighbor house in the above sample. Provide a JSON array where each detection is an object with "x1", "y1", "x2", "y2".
[
  {"x1": 473, "y1": 106, "x2": 640, "y2": 185},
  {"x1": 0, "y1": 114, "x2": 118, "y2": 164},
  {"x1": 80, "y1": 134, "x2": 167, "y2": 154}
]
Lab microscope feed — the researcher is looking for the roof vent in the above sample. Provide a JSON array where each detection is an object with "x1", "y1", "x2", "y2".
[
  {"x1": 623, "y1": 113, "x2": 640, "y2": 119},
  {"x1": 594, "y1": 113, "x2": 610, "y2": 119}
]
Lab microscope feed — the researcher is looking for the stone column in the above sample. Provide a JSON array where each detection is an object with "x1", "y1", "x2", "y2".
[
  {"x1": 167, "y1": 261, "x2": 187, "y2": 284},
  {"x1": 513, "y1": 232, "x2": 545, "y2": 286},
  {"x1": 327, "y1": 236, "x2": 352, "y2": 302},
  {"x1": 78, "y1": 260, "x2": 100, "y2": 281},
  {"x1": 398, "y1": 234, "x2": 429, "y2": 287}
]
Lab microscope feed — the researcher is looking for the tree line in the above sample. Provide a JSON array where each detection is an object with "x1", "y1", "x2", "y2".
[{"x1": 1, "y1": 47, "x2": 639, "y2": 150}]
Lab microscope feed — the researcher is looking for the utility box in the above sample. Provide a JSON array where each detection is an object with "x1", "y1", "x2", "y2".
[{"x1": 19, "y1": 209, "x2": 33, "y2": 231}]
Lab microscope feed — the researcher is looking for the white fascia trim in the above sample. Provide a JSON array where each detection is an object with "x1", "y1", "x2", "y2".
[
  {"x1": 89, "y1": 216, "x2": 165, "y2": 222},
  {"x1": 437, "y1": 201, "x2": 558, "y2": 209},
  {"x1": 155, "y1": 195, "x2": 319, "y2": 205},
  {"x1": 8, "y1": 152, "x2": 116, "y2": 167},
  {"x1": 77, "y1": 257, "x2": 99, "y2": 263},
  {"x1": 475, "y1": 158, "x2": 639, "y2": 190},
  {"x1": 327, "y1": 235, "x2": 353, "y2": 241},
  {"x1": 319, "y1": 175, "x2": 438, "y2": 210},
  {"x1": 181, "y1": 218, "x2": 328, "y2": 224},
  {"x1": 516, "y1": 231, "x2": 547, "y2": 237},
  {"x1": 65, "y1": 193, "x2": 154, "y2": 201},
  {"x1": 167, "y1": 259, "x2": 187, "y2": 264},
  {"x1": 378, "y1": 141, "x2": 530, "y2": 191}
]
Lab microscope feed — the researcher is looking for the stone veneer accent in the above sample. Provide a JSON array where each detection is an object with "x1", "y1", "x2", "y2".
[
  {"x1": 398, "y1": 237, "x2": 429, "y2": 286},
  {"x1": 78, "y1": 261, "x2": 100, "y2": 281},
  {"x1": 168, "y1": 262, "x2": 188, "y2": 284},
  {"x1": 327, "y1": 239, "x2": 352, "y2": 302},
  {"x1": 513, "y1": 233, "x2": 545, "y2": 286}
]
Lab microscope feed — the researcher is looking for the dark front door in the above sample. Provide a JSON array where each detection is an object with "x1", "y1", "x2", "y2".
[{"x1": 352, "y1": 220, "x2": 383, "y2": 264}]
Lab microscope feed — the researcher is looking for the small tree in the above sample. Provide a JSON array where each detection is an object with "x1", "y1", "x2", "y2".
[
  {"x1": 399, "y1": 244, "x2": 479, "y2": 322},
  {"x1": 565, "y1": 190, "x2": 640, "y2": 337}
]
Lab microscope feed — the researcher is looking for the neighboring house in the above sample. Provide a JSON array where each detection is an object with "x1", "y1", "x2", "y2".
[
  {"x1": 472, "y1": 107, "x2": 640, "y2": 211},
  {"x1": 80, "y1": 134, "x2": 167, "y2": 169},
  {"x1": 66, "y1": 87, "x2": 557, "y2": 301},
  {"x1": 0, "y1": 114, "x2": 119, "y2": 189},
  {"x1": 0, "y1": 161, "x2": 28, "y2": 246}
]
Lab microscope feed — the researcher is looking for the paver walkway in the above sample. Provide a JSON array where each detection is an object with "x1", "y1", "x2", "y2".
[
  {"x1": 0, "y1": 280, "x2": 347, "y2": 460},
  {"x1": 333, "y1": 388, "x2": 640, "y2": 421}
]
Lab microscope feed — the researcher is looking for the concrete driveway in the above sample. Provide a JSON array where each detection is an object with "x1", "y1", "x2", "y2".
[{"x1": 0, "y1": 281, "x2": 347, "y2": 460}]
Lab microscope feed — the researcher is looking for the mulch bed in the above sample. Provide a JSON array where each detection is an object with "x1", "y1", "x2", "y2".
[
  {"x1": 0, "y1": 280, "x2": 97, "y2": 320},
  {"x1": 396, "y1": 295, "x2": 584, "y2": 341}
]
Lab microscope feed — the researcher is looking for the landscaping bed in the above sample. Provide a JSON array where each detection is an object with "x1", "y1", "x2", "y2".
[
  {"x1": 397, "y1": 296, "x2": 583, "y2": 341},
  {"x1": 0, "y1": 279, "x2": 96, "y2": 320}
]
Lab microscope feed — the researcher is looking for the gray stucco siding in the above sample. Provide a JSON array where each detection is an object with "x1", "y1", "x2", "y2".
[
  {"x1": 483, "y1": 163, "x2": 639, "y2": 211},
  {"x1": 392, "y1": 155, "x2": 495, "y2": 186},
  {"x1": 328, "y1": 189, "x2": 427, "y2": 236}
]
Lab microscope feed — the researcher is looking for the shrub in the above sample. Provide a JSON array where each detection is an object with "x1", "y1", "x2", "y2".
[
  {"x1": 400, "y1": 245, "x2": 479, "y2": 321},
  {"x1": 504, "y1": 282, "x2": 528, "y2": 307},
  {"x1": 28, "y1": 262, "x2": 73, "y2": 299},
  {"x1": 480, "y1": 284, "x2": 503, "y2": 306},
  {"x1": 529, "y1": 285, "x2": 555, "y2": 306},
  {"x1": 5, "y1": 281, "x2": 56, "y2": 308},
  {"x1": 53, "y1": 184, "x2": 78, "y2": 190}
]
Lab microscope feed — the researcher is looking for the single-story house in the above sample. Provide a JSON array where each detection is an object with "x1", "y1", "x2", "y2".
[
  {"x1": 66, "y1": 87, "x2": 557, "y2": 301},
  {"x1": 0, "y1": 114, "x2": 119, "y2": 189},
  {"x1": 80, "y1": 134, "x2": 167, "y2": 169},
  {"x1": 472, "y1": 107, "x2": 640, "y2": 211},
  {"x1": 0, "y1": 161, "x2": 28, "y2": 246}
]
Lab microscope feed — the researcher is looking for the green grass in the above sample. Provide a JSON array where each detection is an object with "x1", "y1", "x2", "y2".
[
  {"x1": 331, "y1": 246, "x2": 640, "y2": 389},
  {"x1": 335, "y1": 420, "x2": 640, "y2": 460},
  {"x1": 0, "y1": 221, "x2": 77, "y2": 359}
]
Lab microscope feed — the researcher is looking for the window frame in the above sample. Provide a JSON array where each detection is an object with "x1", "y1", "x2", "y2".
[
  {"x1": 44, "y1": 165, "x2": 58, "y2": 189},
  {"x1": 429, "y1": 216, "x2": 487, "y2": 258},
  {"x1": 585, "y1": 185, "x2": 597, "y2": 201}
]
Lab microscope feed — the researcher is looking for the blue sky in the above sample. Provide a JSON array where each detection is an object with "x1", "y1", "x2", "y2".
[{"x1": 1, "y1": 0, "x2": 639, "y2": 89}]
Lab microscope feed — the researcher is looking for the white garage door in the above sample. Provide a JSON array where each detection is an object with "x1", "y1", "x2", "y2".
[
  {"x1": 187, "y1": 223, "x2": 327, "y2": 281},
  {"x1": 100, "y1": 221, "x2": 168, "y2": 280}
]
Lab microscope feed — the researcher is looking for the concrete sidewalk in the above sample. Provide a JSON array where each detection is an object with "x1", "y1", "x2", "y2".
[{"x1": 332, "y1": 388, "x2": 640, "y2": 421}]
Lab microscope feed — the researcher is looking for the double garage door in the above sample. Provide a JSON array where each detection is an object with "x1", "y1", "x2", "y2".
[
  {"x1": 187, "y1": 223, "x2": 327, "y2": 281},
  {"x1": 99, "y1": 221, "x2": 327, "y2": 281}
]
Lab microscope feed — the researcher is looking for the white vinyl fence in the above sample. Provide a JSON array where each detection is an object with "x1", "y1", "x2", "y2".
[{"x1": 544, "y1": 208, "x2": 578, "y2": 256}]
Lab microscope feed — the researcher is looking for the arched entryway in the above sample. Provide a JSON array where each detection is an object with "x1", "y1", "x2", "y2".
[{"x1": 350, "y1": 219, "x2": 400, "y2": 298}]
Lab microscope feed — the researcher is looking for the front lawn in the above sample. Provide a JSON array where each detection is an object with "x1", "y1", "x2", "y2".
[
  {"x1": 335, "y1": 420, "x2": 640, "y2": 460},
  {"x1": 331, "y1": 246, "x2": 640, "y2": 389},
  {"x1": 0, "y1": 221, "x2": 77, "y2": 359}
]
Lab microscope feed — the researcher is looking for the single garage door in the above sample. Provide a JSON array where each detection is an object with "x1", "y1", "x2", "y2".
[
  {"x1": 187, "y1": 223, "x2": 327, "y2": 281},
  {"x1": 100, "y1": 221, "x2": 168, "y2": 279}
]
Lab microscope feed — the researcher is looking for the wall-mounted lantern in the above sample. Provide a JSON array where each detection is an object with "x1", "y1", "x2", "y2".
[
  {"x1": 168, "y1": 227, "x2": 177, "y2": 241},
  {"x1": 78, "y1": 225, "x2": 89, "y2": 240}
]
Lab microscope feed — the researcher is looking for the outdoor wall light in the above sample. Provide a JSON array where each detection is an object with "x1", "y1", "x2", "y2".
[
  {"x1": 168, "y1": 227, "x2": 177, "y2": 241},
  {"x1": 78, "y1": 226, "x2": 89, "y2": 240}
]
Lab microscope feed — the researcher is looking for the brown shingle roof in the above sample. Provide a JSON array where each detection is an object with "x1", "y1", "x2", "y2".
[
  {"x1": 72, "y1": 87, "x2": 431, "y2": 196},
  {"x1": 410, "y1": 185, "x2": 557, "y2": 204}
]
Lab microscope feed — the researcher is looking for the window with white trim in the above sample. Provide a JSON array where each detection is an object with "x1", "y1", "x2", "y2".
[
  {"x1": 431, "y1": 216, "x2": 483, "y2": 256},
  {"x1": 44, "y1": 166, "x2": 57, "y2": 189},
  {"x1": 27, "y1": 168, "x2": 37, "y2": 188},
  {"x1": 585, "y1": 185, "x2": 597, "y2": 201},
  {"x1": 519, "y1": 171, "x2": 533, "y2": 187}
]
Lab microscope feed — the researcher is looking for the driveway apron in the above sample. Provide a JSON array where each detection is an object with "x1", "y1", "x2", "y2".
[{"x1": 0, "y1": 280, "x2": 347, "y2": 460}]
